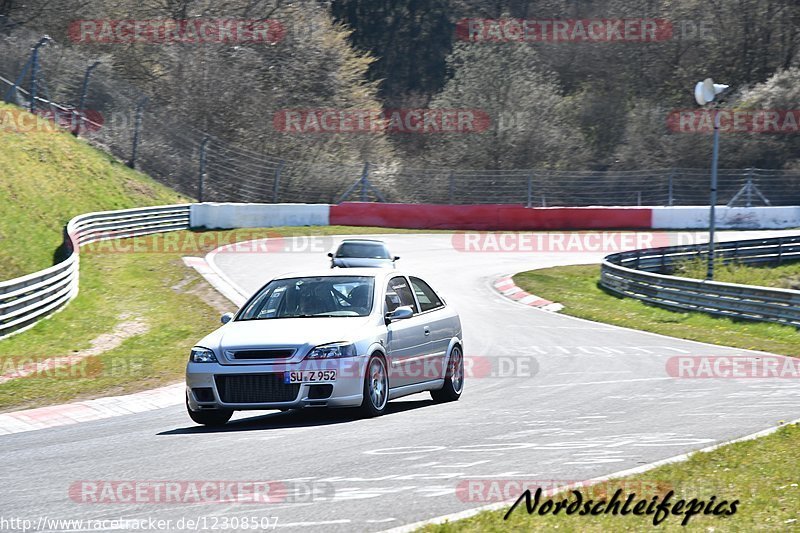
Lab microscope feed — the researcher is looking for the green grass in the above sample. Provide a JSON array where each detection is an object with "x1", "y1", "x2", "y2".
[
  {"x1": 425, "y1": 263, "x2": 800, "y2": 531},
  {"x1": 513, "y1": 264, "x2": 800, "y2": 357},
  {"x1": 0, "y1": 102, "x2": 188, "y2": 279},
  {"x1": 422, "y1": 423, "x2": 800, "y2": 532},
  {"x1": 461, "y1": 247, "x2": 797, "y2": 531},
  {"x1": 675, "y1": 257, "x2": 800, "y2": 290}
]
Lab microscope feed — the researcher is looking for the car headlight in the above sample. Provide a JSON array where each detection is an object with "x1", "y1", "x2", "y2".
[
  {"x1": 190, "y1": 347, "x2": 218, "y2": 363},
  {"x1": 305, "y1": 342, "x2": 358, "y2": 359}
]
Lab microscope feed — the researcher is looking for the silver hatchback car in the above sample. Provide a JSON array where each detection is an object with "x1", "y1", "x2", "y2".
[{"x1": 186, "y1": 269, "x2": 463, "y2": 426}]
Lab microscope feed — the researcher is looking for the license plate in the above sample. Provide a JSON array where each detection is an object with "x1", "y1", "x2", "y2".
[{"x1": 284, "y1": 370, "x2": 337, "y2": 383}]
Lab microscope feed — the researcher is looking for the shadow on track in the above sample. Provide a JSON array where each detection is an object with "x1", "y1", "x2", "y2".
[{"x1": 158, "y1": 398, "x2": 435, "y2": 435}]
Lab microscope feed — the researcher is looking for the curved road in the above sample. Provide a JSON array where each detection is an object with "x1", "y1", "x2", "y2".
[{"x1": 3, "y1": 230, "x2": 800, "y2": 532}]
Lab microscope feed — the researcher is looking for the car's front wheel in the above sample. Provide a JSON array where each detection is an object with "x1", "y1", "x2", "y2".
[
  {"x1": 186, "y1": 396, "x2": 233, "y2": 426},
  {"x1": 360, "y1": 355, "x2": 389, "y2": 417},
  {"x1": 431, "y1": 345, "x2": 464, "y2": 403}
]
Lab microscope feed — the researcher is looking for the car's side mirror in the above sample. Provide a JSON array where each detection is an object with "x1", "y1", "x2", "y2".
[
  {"x1": 393, "y1": 256, "x2": 400, "y2": 261},
  {"x1": 385, "y1": 305, "x2": 413, "y2": 324},
  {"x1": 327, "y1": 252, "x2": 334, "y2": 258},
  {"x1": 221, "y1": 312, "x2": 235, "y2": 325}
]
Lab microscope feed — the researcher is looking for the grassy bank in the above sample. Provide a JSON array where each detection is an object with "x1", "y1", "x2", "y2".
[
  {"x1": 426, "y1": 263, "x2": 800, "y2": 531},
  {"x1": 675, "y1": 257, "x2": 800, "y2": 290},
  {"x1": 513, "y1": 264, "x2": 800, "y2": 357},
  {"x1": 0, "y1": 102, "x2": 187, "y2": 279},
  {"x1": 422, "y1": 423, "x2": 800, "y2": 532}
]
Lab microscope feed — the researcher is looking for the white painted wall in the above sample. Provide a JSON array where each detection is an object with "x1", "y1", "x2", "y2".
[
  {"x1": 652, "y1": 206, "x2": 800, "y2": 229},
  {"x1": 190, "y1": 203, "x2": 330, "y2": 229}
]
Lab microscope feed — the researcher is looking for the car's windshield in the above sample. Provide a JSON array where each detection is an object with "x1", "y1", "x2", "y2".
[
  {"x1": 238, "y1": 276, "x2": 375, "y2": 320},
  {"x1": 336, "y1": 242, "x2": 391, "y2": 259}
]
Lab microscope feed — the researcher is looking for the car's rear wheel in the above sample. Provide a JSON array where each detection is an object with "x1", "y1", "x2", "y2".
[
  {"x1": 431, "y1": 345, "x2": 464, "y2": 403},
  {"x1": 186, "y1": 396, "x2": 233, "y2": 426},
  {"x1": 360, "y1": 355, "x2": 388, "y2": 417}
]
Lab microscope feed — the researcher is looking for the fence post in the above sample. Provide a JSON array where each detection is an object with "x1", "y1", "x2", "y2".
[
  {"x1": 28, "y1": 36, "x2": 50, "y2": 113},
  {"x1": 360, "y1": 162, "x2": 370, "y2": 202},
  {"x1": 745, "y1": 167, "x2": 754, "y2": 208},
  {"x1": 526, "y1": 175, "x2": 533, "y2": 208},
  {"x1": 73, "y1": 61, "x2": 100, "y2": 137},
  {"x1": 273, "y1": 160, "x2": 285, "y2": 203},
  {"x1": 448, "y1": 172, "x2": 455, "y2": 204},
  {"x1": 127, "y1": 96, "x2": 148, "y2": 169},
  {"x1": 197, "y1": 135, "x2": 209, "y2": 202},
  {"x1": 637, "y1": 191, "x2": 642, "y2": 206},
  {"x1": 667, "y1": 169, "x2": 674, "y2": 206}
]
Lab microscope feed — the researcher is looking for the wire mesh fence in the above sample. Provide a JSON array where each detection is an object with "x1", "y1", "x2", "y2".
[{"x1": 2, "y1": 22, "x2": 800, "y2": 207}]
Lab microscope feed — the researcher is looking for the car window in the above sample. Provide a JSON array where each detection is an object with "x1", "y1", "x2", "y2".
[
  {"x1": 336, "y1": 242, "x2": 390, "y2": 259},
  {"x1": 238, "y1": 276, "x2": 375, "y2": 319},
  {"x1": 385, "y1": 276, "x2": 417, "y2": 313},
  {"x1": 410, "y1": 277, "x2": 444, "y2": 312}
]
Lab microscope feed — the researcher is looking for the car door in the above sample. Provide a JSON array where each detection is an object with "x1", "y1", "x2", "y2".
[
  {"x1": 384, "y1": 275, "x2": 427, "y2": 389},
  {"x1": 408, "y1": 276, "x2": 452, "y2": 383}
]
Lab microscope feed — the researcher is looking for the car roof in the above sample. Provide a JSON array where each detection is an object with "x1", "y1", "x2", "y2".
[{"x1": 337, "y1": 238, "x2": 388, "y2": 244}]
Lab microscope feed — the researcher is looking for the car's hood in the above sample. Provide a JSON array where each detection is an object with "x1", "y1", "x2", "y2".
[{"x1": 196, "y1": 316, "x2": 374, "y2": 353}]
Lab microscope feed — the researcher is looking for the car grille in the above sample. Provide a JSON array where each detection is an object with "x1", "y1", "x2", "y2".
[
  {"x1": 215, "y1": 374, "x2": 299, "y2": 403},
  {"x1": 226, "y1": 349, "x2": 295, "y2": 360}
]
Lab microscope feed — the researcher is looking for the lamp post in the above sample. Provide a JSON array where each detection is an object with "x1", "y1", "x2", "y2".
[{"x1": 693, "y1": 78, "x2": 729, "y2": 280}]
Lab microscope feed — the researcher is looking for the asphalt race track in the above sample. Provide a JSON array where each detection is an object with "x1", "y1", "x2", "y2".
[{"x1": 3, "y1": 230, "x2": 800, "y2": 532}]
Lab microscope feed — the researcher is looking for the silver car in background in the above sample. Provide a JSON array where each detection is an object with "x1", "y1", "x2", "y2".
[
  {"x1": 328, "y1": 238, "x2": 399, "y2": 268},
  {"x1": 185, "y1": 269, "x2": 463, "y2": 426}
]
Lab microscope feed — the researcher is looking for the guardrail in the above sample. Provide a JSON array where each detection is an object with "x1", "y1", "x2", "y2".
[
  {"x1": 0, "y1": 204, "x2": 191, "y2": 339},
  {"x1": 601, "y1": 236, "x2": 800, "y2": 327}
]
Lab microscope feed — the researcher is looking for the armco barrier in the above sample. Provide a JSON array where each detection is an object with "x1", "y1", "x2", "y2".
[
  {"x1": 190, "y1": 202, "x2": 329, "y2": 229},
  {"x1": 329, "y1": 203, "x2": 652, "y2": 230},
  {"x1": 0, "y1": 204, "x2": 191, "y2": 339},
  {"x1": 600, "y1": 235, "x2": 800, "y2": 327},
  {"x1": 651, "y1": 206, "x2": 800, "y2": 229}
]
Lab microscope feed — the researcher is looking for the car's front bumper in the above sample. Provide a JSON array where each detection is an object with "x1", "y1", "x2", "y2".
[{"x1": 186, "y1": 357, "x2": 367, "y2": 411}]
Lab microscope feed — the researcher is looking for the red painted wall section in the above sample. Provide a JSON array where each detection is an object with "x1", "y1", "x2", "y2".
[{"x1": 329, "y1": 203, "x2": 653, "y2": 230}]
